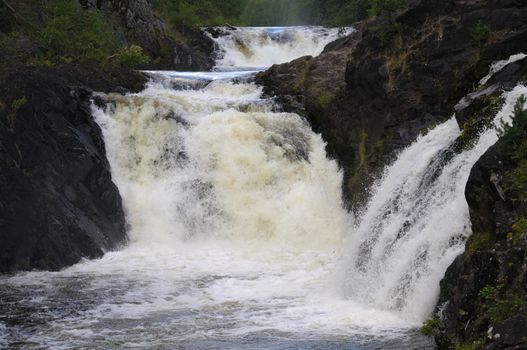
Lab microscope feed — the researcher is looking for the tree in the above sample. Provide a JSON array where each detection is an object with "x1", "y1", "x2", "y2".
[{"x1": 370, "y1": 0, "x2": 406, "y2": 23}]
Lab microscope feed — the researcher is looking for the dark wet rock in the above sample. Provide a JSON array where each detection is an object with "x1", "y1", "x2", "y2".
[
  {"x1": 437, "y1": 58, "x2": 527, "y2": 348},
  {"x1": 436, "y1": 140, "x2": 527, "y2": 349},
  {"x1": 257, "y1": 0, "x2": 527, "y2": 209},
  {"x1": 0, "y1": 68, "x2": 128, "y2": 273}
]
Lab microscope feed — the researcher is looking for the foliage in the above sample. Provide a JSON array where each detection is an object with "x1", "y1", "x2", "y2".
[
  {"x1": 454, "y1": 339, "x2": 485, "y2": 350},
  {"x1": 370, "y1": 0, "x2": 406, "y2": 22},
  {"x1": 512, "y1": 218, "x2": 527, "y2": 234},
  {"x1": 420, "y1": 318, "x2": 442, "y2": 337},
  {"x1": 115, "y1": 45, "x2": 150, "y2": 68},
  {"x1": 478, "y1": 284, "x2": 524, "y2": 324},
  {"x1": 40, "y1": 0, "x2": 119, "y2": 63},
  {"x1": 7, "y1": 96, "x2": 28, "y2": 130},
  {"x1": 470, "y1": 21, "x2": 492, "y2": 47},
  {"x1": 154, "y1": 0, "x2": 375, "y2": 27},
  {"x1": 497, "y1": 95, "x2": 527, "y2": 201}
]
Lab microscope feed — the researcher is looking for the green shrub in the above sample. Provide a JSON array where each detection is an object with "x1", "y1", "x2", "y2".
[
  {"x1": 40, "y1": 0, "x2": 119, "y2": 63},
  {"x1": 497, "y1": 95, "x2": 527, "y2": 200},
  {"x1": 470, "y1": 21, "x2": 492, "y2": 47},
  {"x1": 455, "y1": 339, "x2": 485, "y2": 350},
  {"x1": 7, "y1": 96, "x2": 28, "y2": 129},
  {"x1": 116, "y1": 45, "x2": 150, "y2": 68},
  {"x1": 478, "y1": 284, "x2": 524, "y2": 324},
  {"x1": 497, "y1": 95, "x2": 527, "y2": 154},
  {"x1": 420, "y1": 318, "x2": 442, "y2": 337}
]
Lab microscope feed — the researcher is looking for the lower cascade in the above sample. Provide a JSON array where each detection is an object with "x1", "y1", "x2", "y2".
[{"x1": 1, "y1": 25, "x2": 525, "y2": 349}]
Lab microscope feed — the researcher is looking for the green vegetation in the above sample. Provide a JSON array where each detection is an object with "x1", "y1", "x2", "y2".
[
  {"x1": 7, "y1": 96, "x2": 28, "y2": 130},
  {"x1": 497, "y1": 95, "x2": 527, "y2": 201},
  {"x1": 370, "y1": 0, "x2": 406, "y2": 23},
  {"x1": 318, "y1": 93, "x2": 333, "y2": 109},
  {"x1": 454, "y1": 339, "x2": 485, "y2": 350},
  {"x1": 154, "y1": 0, "x2": 401, "y2": 27},
  {"x1": 0, "y1": 0, "x2": 149, "y2": 68},
  {"x1": 40, "y1": 0, "x2": 119, "y2": 63},
  {"x1": 420, "y1": 318, "x2": 442, "y2": 337},
  {"x1": 115, "y1": 45, "x2": 151, "y2": 68},
  {"x1": 478, "y1": 284, "x2": 524, "y2": 324},
  {"x1": 470, "y1": 21, "x2": 492, "y2": 47}
]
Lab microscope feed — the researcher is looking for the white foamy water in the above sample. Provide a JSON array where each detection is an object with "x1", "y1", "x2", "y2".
[
  {"x1": 208, "y1": 26, "x2": 353, "y2": 71},
  {"x1": 479, "y1": 53, "x2": 526, "y2": 85},
  {"x1": 343, "y1": 84, "x2": 527, "y2": 322}
]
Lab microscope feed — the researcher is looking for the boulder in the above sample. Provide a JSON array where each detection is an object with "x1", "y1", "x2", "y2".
[{"x1": 0, "y1": 68, "x2": 128, "y2": 272}]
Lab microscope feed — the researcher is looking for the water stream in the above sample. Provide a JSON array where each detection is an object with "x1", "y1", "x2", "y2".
[{"x1": 1, "y1": 26, "x2": 523, "y2": 350}]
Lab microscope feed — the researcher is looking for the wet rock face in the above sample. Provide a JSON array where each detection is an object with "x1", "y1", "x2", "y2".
[
  {"x1": 257, "y1": 0, "x2": 527, "y2": 209},
  {"x1": 0, "y1": 69, "x2": 127, "y2": 273},
  {"x1": 436, "y1": 58, "x2": 527, "y2": 349},
  {"x1": 437, "y1": 143, "x2": 527, "y2": 350}
]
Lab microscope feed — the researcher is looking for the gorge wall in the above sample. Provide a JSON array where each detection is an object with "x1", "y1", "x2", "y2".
[{"x1": 257, "y1": 0, "x2": 527, "y2": 208}]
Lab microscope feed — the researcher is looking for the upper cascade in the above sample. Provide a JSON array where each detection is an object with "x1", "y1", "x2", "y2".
[{"x1": 206, "y1": 26, "x2": 353, "y2": 72}]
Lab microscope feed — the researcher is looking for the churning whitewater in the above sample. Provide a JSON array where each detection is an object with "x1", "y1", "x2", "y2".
[{"x1": 1, "y1": 26, "x2": 523, "y2": 349}]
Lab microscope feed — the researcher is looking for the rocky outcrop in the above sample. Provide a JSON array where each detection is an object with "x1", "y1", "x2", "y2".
[
  {"x1": 437, "y1": 143, "x2": 527, "y2": 350},
  {"x1": 78, "y1": 0, "x2": 214, "y2": 70},
  {"x1": 0, "y1": 68, "x2": 135, "y2": 273},
  {"x1": 257, "y1": 0, "x2": 527, "y2": 208},
  {"x1": 434, "y1": 58, "x2": 527, "y2": 350}
]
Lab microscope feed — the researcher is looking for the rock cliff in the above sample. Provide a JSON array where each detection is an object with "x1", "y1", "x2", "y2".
[
  {"x1": 0, "y1": 68, "x2": 144, "y2": 273},
  {"x1": 257, "y1": 0, "x2": 527, "y2": 208}
]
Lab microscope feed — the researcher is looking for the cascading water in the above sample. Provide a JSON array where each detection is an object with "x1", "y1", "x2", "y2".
[
  {"x1": 207, "y1": 26, "x2": 352, "y2": 71},
  {"x1": 342, "y1": 83, "x2": 527, "y2": 322},
  {"x1": 1, "y1": 25, "x2": 524, "y2": 349}
]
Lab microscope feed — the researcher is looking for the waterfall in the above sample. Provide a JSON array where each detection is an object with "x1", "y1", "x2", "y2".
[
  {"x1": 2, "y1": 24, "x2": 525, "y2": 349},
  {"x1": 207, "y1": 26, "x2": 353, "y2": 71},
  {"x1": 343, "y1": 84, "x2": 527, "y2": 322},
  {"x1": 93, "y1": 78, "x2": 348, "y2": 249}
]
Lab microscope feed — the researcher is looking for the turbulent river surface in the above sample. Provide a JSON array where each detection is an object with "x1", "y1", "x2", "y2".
[{"x1": 1, "y1": 26, "x2": 524, "y2": 350}]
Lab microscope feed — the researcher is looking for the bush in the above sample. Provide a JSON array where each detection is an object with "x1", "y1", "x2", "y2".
[
  {"x1": 497, "y1": 95, "x2": 527, "y2": 155},
  {"x1": 497, "y1": 95, "x2": 527, "y2": 201},
  {"x1": 40, "y1": 0, "x2": 119, "y2": 63},
  {"x1": 116, "y1": 45, "x2": 150, "y2": 68},
  {"x1": 470, "y1": 21, "x2": 492, "y2": 47},
  {"x1": 420, "y1": 318, "x2": 442, "y2": 337}
]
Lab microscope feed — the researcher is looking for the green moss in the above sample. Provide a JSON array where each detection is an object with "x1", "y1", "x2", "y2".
[
  {"x1": 455, "y1": 339, "x2": 485, "y2": 350},
  {"x1": 478, "y1": 284, "x2": 524, "y2": 324},
  {"x1": 358, "y1": 129, "x2": 368, "y2": 168},
  {"x1": 6, "y1": 96, "x2": 28, "y2": 130},
  {"x1": 11, "y1": 96, "x2": 28, "y2": 110},
  {"x1": 470, "y1": 21, "x2": 492, "y2": 47},
  {"x1": 509, "y1": 218, "x2": 527, "y2": 245},
  {"x1": 466, "y1": 231, "x2": 492, "y2": 255},
  {"x1": 420, "y1": 318, "x2": 442, "y2": 337},
  {"x1": 374, "y1": 139, "x2": 385, "y2": 156},
  {"x1": 318, "y1": 93, "x2": 334, "y2": 110},
  {"x1": 512, "y1": 218, "x2": 527, "y2": 234}
]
